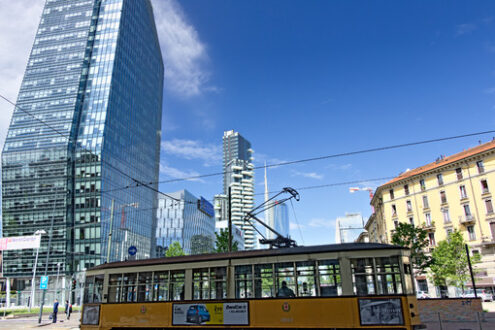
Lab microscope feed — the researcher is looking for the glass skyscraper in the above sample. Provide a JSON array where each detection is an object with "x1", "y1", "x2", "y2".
[{"x1": 2, "y1": 0, "x2": 163, "y2": 296}]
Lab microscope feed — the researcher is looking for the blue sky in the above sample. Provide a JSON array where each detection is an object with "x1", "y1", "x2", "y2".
[
  {"x1": 157, "y1": 0, "x2": 495, "y2": 245},
  {"x1": 1, "y1": 1, "x2": 495, "y2": 246}
]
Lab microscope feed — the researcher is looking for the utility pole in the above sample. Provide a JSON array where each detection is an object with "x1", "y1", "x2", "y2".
[
  {"x1": 106, "y1": 199, "x2": 115, "y2": 263},
  {"x1": 228, "y1": 186, "x2": 232, "y2": 253},
  {"x1": 466, "y1": 244, "x2": 477, "y2": 298}
]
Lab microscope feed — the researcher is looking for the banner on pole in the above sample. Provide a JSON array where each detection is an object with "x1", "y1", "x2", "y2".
[{"x1": 0, "y1": 235, "x2": 41, "y2": 251}]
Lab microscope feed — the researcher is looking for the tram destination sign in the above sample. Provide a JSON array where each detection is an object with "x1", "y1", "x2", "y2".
[{"x1": 172, "y1": 302, "x2": 249, "y2": 326}]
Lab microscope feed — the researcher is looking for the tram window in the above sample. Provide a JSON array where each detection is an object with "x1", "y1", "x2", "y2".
[
  {"x1": 376, "y1": 257, "x2": 403, "y2": 294},
  {"x1": 83, "y1": 276, "x2": 95, "y2": 304},
  {"x1": 403, "y1": 259, "x2": 414, "y2": 294},
  {"x1": 254, "y1": 264, "x2": 274, "y2": 298},
  {"x1": 137, "y1": 272, "x2": 152, "y2": 302},
  {"x1": 170, "y1": 270, "x2": 185, "y2": 301},
  {"x1": 275, "y1": 262, "x2": 296, "y2": 298},
  {"x1": 318, "y1": 260, "x2": 341, "y2": 296},
  {"x1": 153, "y1": 271, "x2": 169, "y2": 301},
  {"x1": 235, "y1": 265, "x2": 253, "y2": 298},
  {"x1": 296, "y1": 261, "x2": 316, "y2": 297},
  {"x1": 108, "y1": 274, "x2": 122, "y2": 303},
  {"x1": 351, "y1": 258, "x2": 376, "y2": 295},
  {"x1": 210, "y1": 267, "x2": 227, "y2": 299},
  {"x1": 94, "y1": 275, "x2": 104, "y2": 302},
  {"x1": 122, "y1": 273, "x2": 138, "y2": 302},
  {"x1": 193, "y1": 268, "x2": 210, "y2": 300}
]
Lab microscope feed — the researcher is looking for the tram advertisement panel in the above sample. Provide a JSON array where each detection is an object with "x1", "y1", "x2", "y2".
[
  {"x1": 172, "y1": 302, "x2": 249, "y2": 326},
  {"x1": 358, "y1": 298, "x2": 403, "y2": 325}
]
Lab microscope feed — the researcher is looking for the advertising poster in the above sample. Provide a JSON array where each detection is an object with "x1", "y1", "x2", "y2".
[
  {"x1": 172, "y1": 302, "x2": 249, "y2": 326},
  {"x1": 0, "y1": 235, "x2": 41, "y2": 251},
  {"x1": 358, "y1": 298, "x2": 403, "y2": 325},
  {"x1": 82, "y1": 305, "x2": 100, "y2": 325}
]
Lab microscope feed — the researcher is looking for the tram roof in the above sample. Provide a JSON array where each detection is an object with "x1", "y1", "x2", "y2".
[{"x1": 91, "y1": 243, "x2": 406, "y2": 271}]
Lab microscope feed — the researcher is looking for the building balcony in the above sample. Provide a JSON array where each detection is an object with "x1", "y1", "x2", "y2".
[
  {"x1": 422, "y1": 222, "x2": 436, "y2": 231},
  {"x1": 481, "y1": 237, "x2": 495, "y2": 246},
  {"x1": 459, "y1": 215, "x2": 476, "y2": 225}
]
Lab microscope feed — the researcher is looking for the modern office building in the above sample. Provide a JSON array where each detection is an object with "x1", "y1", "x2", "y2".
[
  {"x1": 334, "y1": 213, "x2": 364, "y2": 243},
  {"x1": 222, "y1": 130, "x2": 255, "y2": 249},
  {"x1": 366, "y1": 139, "x2": 495, "y2": 297},
  {"x1": 155, "y1": 190, "x2": 216, "y2": 255},
  {"x1": 1, "y1": 0, "x2": 163, "y2": 305},
  {"x1": 263, "y1": 166, "x2": 289, "y2": 240}
]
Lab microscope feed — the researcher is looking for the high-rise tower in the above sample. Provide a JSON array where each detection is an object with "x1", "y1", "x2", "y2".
[
  {"x1": 2, "y1": 0, "x2": 163, "y2": 291},
  {"x1": 222, "y1": 130, "x2": 255, "y2": 249}
]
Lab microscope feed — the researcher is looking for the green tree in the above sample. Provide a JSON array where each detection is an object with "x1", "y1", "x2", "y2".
[
  {"x1": 430, "y1": 230, "x2": 480, "y2": 292},
  {"x1": 391, "y1": 223, "x2": 432, "y2": 275},
  {"x1": 190, "y1": 235, "x2": 214, "y2": 255},
  {"x1": 215, "y1": 229, "x2": 238, "y2": 253},
  {"x1": 165, "y1": 241, "x2": 186, "y2": 257}
]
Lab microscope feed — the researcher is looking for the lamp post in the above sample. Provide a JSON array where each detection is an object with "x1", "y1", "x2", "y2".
[{"x1": 29, "y1": 230, "x2": 46, "y2": 312}]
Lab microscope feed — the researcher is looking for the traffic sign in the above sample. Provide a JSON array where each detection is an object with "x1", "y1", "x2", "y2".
[
  {"x1": 128, "y1": 245, "x2": 137, "y2": 256},
  {"x1": 40, "y1": 276, "x2": 49, "y2": 290}
]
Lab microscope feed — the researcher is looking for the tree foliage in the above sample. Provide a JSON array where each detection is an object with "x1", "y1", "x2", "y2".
[
  {"x1": 429, "y1": 230, "x2": 480, "y2": 292},
  {"x1": 391, "y1": 223, "x2": 432, "y2": 275},
  {"x1": 165, "y1": 241, "x2": 186, "y2": 257},
  {"x1": 215, "y1": 229, "x2": 239, "y2": 253},
  {"x1": 190, "y1": 234, "x2": 214, "y2": 255}
]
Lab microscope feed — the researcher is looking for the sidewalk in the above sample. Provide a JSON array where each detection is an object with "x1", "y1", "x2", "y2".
[{"x1": 0, "y1": 313, "x2": 80, "y2": 329}]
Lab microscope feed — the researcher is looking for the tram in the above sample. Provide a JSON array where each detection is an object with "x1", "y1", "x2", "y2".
[{"x1": 81, "y1": 242, "x2": 422, "y2": 329}]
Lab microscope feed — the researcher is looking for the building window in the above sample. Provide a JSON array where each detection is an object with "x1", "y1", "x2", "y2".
[
  {"x1": 477, "y1": 160, "x2": 485, "y2": 174},
  {"x1": 459, "y1": 185, "x2": 467, "y2": 199},
  {"x1": 428, "y1": 233, "x2": 436, "y2": 246},
  {"x1": 409, "y1": 217, "x2": 414, "y2": 226},
  {"x1": 391, "y1": 204, "x2": 397, "y2": 217},
  {"x1": 406, "y1": 200, "x2": 412, "y2": 212},
  {"x1": 486, "y1": 199, "x2": 494, "y2": 214},
  {"x1": 467, "y1": 225, "x2": 476, "y2": 241},
  {"x1": 389, "y1": 189, "x2": 394, "y2": 200},
  {"x1": 437, "y1": 174, "x2": 444, "y2": 186},
  {"x1": 490, "y1": 222, "x2": 495, "y2": 241},
  {"x1": 394, "y1": 220, "x2": 399, "y2": 229},
  {"x1": 463, "y1": 204, "x2": 472, "y2": 217},
  {"x1": 446, "y1": 228, "x2": 453, "y2": 236},
  {"x1": 442, "y1": 209, "x2": 450, "y2": 224},
  {"x1": 440, "y1": 191, "x2": 447, "y2": 204},
  {"x1": 425, "y1": 213, "x2": 432, "y2": 226},
  {"x1": 481, "y1": 180, "x2": 489, "y2": 194},
  {"x1": 422, "y1": 195, "x2": 429, "y2": 209},
  {"x1": 456, "y1": 168, "x2": 463, "y2": 180},
  {"x1": 404, "y1": 184, "x2": 410, "y2": 196},
  {"x1": 417, "y1": 279, "x2": 428, "y2": 293},
  {"x1": 420, "y1": 179, "x2": 426, "y2": 191}
]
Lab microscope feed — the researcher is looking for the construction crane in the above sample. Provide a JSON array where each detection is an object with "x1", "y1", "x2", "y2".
[
  {"x1": 349, "y1": 186, "x2": 374, "y2": 212},
  {"x1": 243, "y1": 187, "x2": 300, "y2": 249}
]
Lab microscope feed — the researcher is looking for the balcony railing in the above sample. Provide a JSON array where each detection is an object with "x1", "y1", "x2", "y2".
[{"x1": 459, "y1": 215, "x2": 476, "y2": 224}]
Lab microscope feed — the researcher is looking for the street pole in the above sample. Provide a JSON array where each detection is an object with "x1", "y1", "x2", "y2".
[
  {"x1": 106, "y1": 199, "x2": 115, "y2": 263},
  {"x1": 29, "y1": 244, "x2": 40, "y2": 312},
  {"x1": 55, "y1": 263, "x2": 61, "y2": 299},
  {"x1": 38, "y1": 199, "x2": 57, "y2": 324},
  {"x1": 228, "y1": 186, "x2": 232, "y2": 253},
  {"x1": 465, "y1": 244, "x2": 477, "y2": 298}
]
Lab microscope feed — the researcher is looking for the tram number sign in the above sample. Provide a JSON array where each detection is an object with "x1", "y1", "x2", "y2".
[{"x1": 172, "y1": 302, "x2": 249, "y2": 326}]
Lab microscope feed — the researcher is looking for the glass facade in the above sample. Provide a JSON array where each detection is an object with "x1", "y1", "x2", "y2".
[
  {"x1": 155, "y1": 190, "x2": 216, "y2": 255},
  {"x1": 1, "y1": 0, "x2": 163, "y2": 279}
]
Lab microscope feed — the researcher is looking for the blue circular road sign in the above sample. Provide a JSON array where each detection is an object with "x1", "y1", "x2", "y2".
[{"x1": 128, "y1": 245, "x2": 137, "y2": 256}]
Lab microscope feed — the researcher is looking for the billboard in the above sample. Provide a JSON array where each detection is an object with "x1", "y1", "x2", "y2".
[
  {"x1": 172, "y1": 302, "x2": 249, "y2": 326},
  {"x1": 0, "y1": 235, "x2": 41, "y2": 251},
  {"x1": 358, "y1": 298, "x2": 403, "y2": 325},
  {"x1": 198, "y1": 197, "x2": 215, "y2": 218}
]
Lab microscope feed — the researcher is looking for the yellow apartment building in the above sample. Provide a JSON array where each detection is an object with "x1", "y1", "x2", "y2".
[{"x1": 365, "y1": 139, "x2": 495, "y2": 297}]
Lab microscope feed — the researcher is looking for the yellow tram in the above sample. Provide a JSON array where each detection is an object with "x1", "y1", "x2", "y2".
[{"x1": 81, "y1": 243, "x2": 422, "y2": 329}]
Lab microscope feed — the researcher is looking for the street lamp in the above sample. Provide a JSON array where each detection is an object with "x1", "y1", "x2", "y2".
[{"x1": 29, "y1": 229, "x2": 46, "y2": 312}]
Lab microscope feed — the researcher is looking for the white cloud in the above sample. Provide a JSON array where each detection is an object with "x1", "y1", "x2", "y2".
[
  {"x1": 308, "y1": 218, "x2": 335, "y2": 229},
  {"x1": 289, "y1": 222, "x2": 305, "y2": 230},
  {"x1": 161, "y1": 139, "x2": 221, "y2": 166},
  {"x1": 159, "y1": 163, "x2": 204, "y2": 182},
  {"x1": 0, "y1": 0, "x2": 44, "y2": 148},
  {"x1": 456, "y1": 23, "x2": 477, "y2": 36},
  {"x1": 152, "y1": 0, "x2": 215, "y2": 97},
  {"x1": 291, "y1": 170, "x2": 324, "y2": 180}
]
